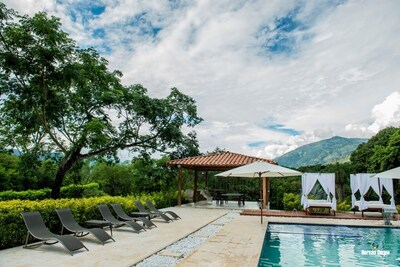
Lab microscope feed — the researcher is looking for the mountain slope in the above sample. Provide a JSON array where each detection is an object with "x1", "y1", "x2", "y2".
[{"x1": 274, "y1": 136, "x2": 367, "y2": 168}]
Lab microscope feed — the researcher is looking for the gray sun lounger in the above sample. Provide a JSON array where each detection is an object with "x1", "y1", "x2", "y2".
[
  {"x1": 145, "y1": 200, "x2": 181, "y2": 220},
  {"x1": 21, "y1": 211, "x2": 88, "y2": 256},
  {"x1": 55, "y1": 208, "x2": 115, "y2": 245},
  {"x1": 97, "y1": 205, "x2": 145, "y2": 233},
  {"x1": 110, "y1": 204, "x2": 157, "y2": 229},
  {"x1": 134, "y1": 201, "x2": 172, "y2": 223}
]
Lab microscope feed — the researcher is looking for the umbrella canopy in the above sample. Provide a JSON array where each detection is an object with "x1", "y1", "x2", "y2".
[
  {"x1": 216, "y1": 161, "x2": 302, "y2": 178},
  {"x1": 372, "y1": 166, "x2": 400, "y2": 179},
  {"x1": 216, "y1": 161, "x2": 302, "y2": 209}
]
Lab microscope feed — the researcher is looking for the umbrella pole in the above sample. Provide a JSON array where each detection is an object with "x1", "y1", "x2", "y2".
[{"x1": 259, "y1": 173, "x2": 263, "y2": 224}]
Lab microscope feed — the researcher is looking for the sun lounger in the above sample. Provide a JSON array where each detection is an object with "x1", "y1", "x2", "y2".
[
  {"x1": 97, "y1": 204, "x2": 145, "y2": 233},
  {"x1": 145, "y1": 200, "x2": 181, "y2": 220},
  {"x1": 21, "y1": 211, "x2": 88, "y2": 256},
  {"x1": 353, "y1": 200, "x2": 393, "y2": 217},
  {"x1": 110, "y1": 204, "x2": 156, "y2": 229},
  {"x1": 55, "y1": 208, "x2": 115, "y2": 245},
  {"x1": 134, "y1": 200, "x2": 172, "y2": 223}
]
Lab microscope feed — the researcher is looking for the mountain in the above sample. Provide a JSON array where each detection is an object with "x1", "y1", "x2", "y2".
[{"x1": 274, "y1": 136, "x2": 368, "y2": 168}]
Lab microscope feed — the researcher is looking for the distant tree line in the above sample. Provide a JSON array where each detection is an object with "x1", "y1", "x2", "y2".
[{"x1": 2, "y1": 127, "x2": 400, "y2": 208}]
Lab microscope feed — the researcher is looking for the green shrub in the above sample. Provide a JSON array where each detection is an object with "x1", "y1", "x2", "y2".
[
  {"x1": 336, "y1": 200, "x2": 352, "y2": 212},
  {"x1": 0, "y1": 192, "x2": 177, "y2": 249},
  {"x1": 283, "y1": 193, "x2": 302, "y2": 211}
]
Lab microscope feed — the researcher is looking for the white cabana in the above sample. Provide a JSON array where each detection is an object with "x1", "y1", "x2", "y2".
[
  {"x1": 301, "y1": 173, "x2": 337, "y2": 213},
  {"x1": 350, "y1": 173, "x2": 395, "y2": 213}
]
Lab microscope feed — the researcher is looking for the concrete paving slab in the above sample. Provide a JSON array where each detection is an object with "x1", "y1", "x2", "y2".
[{"x1": 178, "y1": 215, "x2": 267, "y2": 267}]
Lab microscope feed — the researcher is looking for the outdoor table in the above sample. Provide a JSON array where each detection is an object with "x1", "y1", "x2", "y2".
[
  {"x1": 383, "y1": 208, "x2": 398, "y2": 225},
  {"x1": 85, "y1": 220, "x2": 113, "y2": 236},
  {"x1": 221, "y1": 193, "x2": 245, "y2": 206}
]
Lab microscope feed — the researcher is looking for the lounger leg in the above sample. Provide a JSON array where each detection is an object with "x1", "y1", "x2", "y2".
[
  {"x1": 23, "y1": 232, "x2": 50, "y2": 249},
  {"x1": 24, "y1": 231, "x2": 30, "y2": 248}
]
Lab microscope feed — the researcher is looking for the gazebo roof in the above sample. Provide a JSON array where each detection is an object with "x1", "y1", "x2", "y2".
[{"x1": 166, "y1": 151, "x2": 275, "y2": 171}]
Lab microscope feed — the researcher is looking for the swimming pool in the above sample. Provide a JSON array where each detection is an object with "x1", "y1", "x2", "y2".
[{"x1": 258, "y1": 223, "x2": 400, "y2": 267}]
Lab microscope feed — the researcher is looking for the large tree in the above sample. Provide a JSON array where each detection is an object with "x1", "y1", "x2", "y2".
[{"x1": 0, "y1": 4, "x2": 202, "y2": 198}]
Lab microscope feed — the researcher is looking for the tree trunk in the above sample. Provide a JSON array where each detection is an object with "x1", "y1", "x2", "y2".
[
  {"x1": 336, "y1": 183, "x2": 344, "y2": 202},
  {"x1": 51, "y1": 148, "x2": 82, "y2": 199},
  {"x1": 51, "y1": 166, "x2": 69, "y2": 199}
]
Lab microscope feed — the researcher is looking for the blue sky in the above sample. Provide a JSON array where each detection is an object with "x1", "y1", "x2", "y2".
[{"x1": 4, "y1": 0, "x2": 400, "y2": 160}]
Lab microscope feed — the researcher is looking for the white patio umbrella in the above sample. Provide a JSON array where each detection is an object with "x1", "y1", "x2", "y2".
[
  {"x1": 372, "y1": 166, "x2": 400, "y2": 179},
  {"x1": 216, "y1": 161, "x2": 302, "y2": 209}
]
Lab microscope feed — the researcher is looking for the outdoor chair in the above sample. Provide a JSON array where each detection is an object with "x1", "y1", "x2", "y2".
[
  {"x1": 185, "y1": 189, "x2": 194, "y2": 202},
  {"x1": 200, "y1": 189, "x2": 213, "y2": 203},
  {"x1": 97, "y1": 204, "x2": 146, "y2": 233},
  {"x1": 134, "y1": 200, "x2": 172, "y2": 223},
  {"x1": 21, "y1": 211, "x2": 88, "y2": 256},
  {"x1": 145, "y1": 200, "x2": 181, "y2": 220},
  {"x1": 110, "y1": 204, "x2": 157, "y2": 229},
  {"x1": 55, "y1": 208, "x2": 115, "y2": 245}
]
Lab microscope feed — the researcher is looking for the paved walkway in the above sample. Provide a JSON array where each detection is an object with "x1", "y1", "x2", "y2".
[
  {"x1": 177, "y1": 214, "x2": 266, "y2": 266},
  {"x1": 0, "y1": 207, "x2": 227, "y2": 267}
]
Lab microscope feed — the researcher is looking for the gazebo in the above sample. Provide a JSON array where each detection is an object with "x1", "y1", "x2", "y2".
[{"x1": 166, "y1": 151, "x2": 275, "y2": 206}]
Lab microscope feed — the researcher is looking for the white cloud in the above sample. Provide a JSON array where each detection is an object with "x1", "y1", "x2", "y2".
[
  {"x1": 344, "y1": 91, "x2": 400, "y2": 136},
  {"x1": 3, "y1": 0, "x2": 400, "y2": 160}
]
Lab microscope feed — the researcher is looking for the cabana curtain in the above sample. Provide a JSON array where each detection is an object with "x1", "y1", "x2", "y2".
[
  {"x1": 318, "y1": 174, "x2": 337, "y2": 211},
  {"x1": 301, "y1": 173, "x2": 319, "y2": 209},
  {"x1": 380, "y1": 178, "x2": 395, "y2": 207},
  {"x1": 350, "y1": 174, "x2": 359, "y2": 208},
  {"x1": 358, "y1": 173, "x2": 375, "y2": 211}
]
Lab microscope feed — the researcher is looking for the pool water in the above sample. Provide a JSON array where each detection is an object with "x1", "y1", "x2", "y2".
[{"x1": 258, "y1": 223, "x2": 400, "y2": 267}]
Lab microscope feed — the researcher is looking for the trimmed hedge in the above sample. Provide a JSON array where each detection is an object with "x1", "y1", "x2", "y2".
[
  {"x1": 0, "y1": 183, "x2": 105, "y2": 201},
  {"x1": 0, "y1": 189, "x2": 51, "y2": 201},
  {"x1": 60, "y1": 183, "x2": 106, "y2": 198},
  {"x1": 0, "y1": 191, "x2": 177, "y2": 249}
]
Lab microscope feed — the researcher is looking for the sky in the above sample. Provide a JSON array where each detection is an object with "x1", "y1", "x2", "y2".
[{"x1": 4, "y1": 0, "x2": 400, "y2": 160}]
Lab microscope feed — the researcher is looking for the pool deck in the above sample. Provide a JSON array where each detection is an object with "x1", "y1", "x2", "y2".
[{"x1": 1, "y1": 203, "x2": 398, "y2": 267}]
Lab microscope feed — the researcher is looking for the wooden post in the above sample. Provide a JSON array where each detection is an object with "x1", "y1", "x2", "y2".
[
  {"x1": 263, "y1": 177, "x2": 268, "y2": 209},
  {"x1": 178, "y1": 165, "x2": 182, "y2": 206},
  {"x1": 205, "y1": 171, "x2": 209, "y2": 188},
  {"x1": 193, "y1": 170, "x2": 198, "y2": 203}
]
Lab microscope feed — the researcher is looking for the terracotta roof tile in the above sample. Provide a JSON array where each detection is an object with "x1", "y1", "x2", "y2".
[{"x1": 166, "y1": 151, "x2": 275, "y2": 171}]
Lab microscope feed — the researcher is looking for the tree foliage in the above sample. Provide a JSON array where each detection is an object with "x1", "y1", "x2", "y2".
[
  {"x1": 0, "y1": 4, "x2": 202, "y2": 198},
  {"x1": 350, "y1": 127, "x2": 399, "y2": 172}
]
